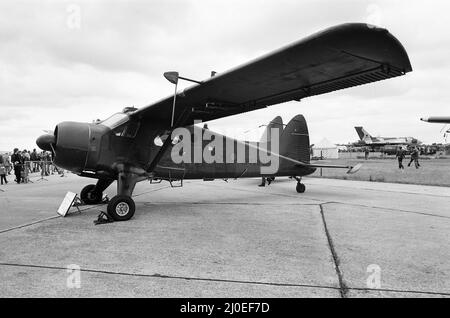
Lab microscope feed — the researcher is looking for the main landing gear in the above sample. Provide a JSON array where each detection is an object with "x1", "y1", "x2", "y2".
[
  {"x1": 80, "y1": 171, "x2": 138, "y2": 221},
  {"x1": 107, "y1": 195, "x2": 135, "y2": 221},
  {"x1": 106, "y1": 171, "x2": 138, "y2": 221},
  {"x1": 293, "y1": 176, "x2": 306, "y2": 193}
]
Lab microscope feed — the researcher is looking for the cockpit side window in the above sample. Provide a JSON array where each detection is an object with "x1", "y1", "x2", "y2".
[{"x1": 113, "y1": 121, "x2": 140, "y2": 138}]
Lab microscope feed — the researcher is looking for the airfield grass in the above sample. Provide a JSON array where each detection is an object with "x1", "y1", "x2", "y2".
[{"x1": 310, "y1": 153, "x2": 450, "y2": 187}]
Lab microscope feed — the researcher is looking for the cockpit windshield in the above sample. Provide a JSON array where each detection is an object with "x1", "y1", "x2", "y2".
[{"x1": 98, "y1": 113, "x2": 129, "y2": 129}]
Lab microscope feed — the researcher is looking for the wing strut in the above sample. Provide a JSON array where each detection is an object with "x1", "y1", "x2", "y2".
[{"x1": 146, "y1": 108, "x2": 192, "y2": 173}]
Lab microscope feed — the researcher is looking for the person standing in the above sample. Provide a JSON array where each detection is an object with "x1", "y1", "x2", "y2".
[
  {"x1": 258, "y1": 176, "x2": 273, "y2": 187},
  {"x1": 0, "y1": 155, "x2": 7, "y2": 185},
  {"x1": 396, "y1": 146, "x2": 406, "y2": 170},
  {"x1": 364, "y1": 147, "x2": 370, "y2": 160},
  {"x1": 30, "y1": 149, "x2": 39, "y2": 172},
  {"x1": 0, "y1": 163, "x2": 7, "y2": 185},
  {"x1": 407, "y1": 147, "x2": 420, "y2": 169},
  {"x1": 45, "y1": 151, "x2": 52, "y2": 175},
  {"x1": 22, "y1": 150, "x2": 31, "y2": 175},
  {"x1": 4, "y1": 154, "x2": 12, "y2": 175},
  {"x1": 259, "y1": 176, "x2": 267, "y2": 187},
  {"x1": 11, "y1": 148, "x2": 22, "y2": 184}
]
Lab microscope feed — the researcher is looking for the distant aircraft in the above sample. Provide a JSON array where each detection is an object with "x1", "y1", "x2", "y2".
[
  {"x1": 36, "y1": 23, "x2": 412, "y2": 221},
  {"x1": 420, "y1": 117, "x2": 450, "y2": 124},
  {"x1": 421, "y1": 116, "x2": 450, "y2": 139},
  {"x1": 354, "y1": 126, "x2": 420, "y2": 147}
]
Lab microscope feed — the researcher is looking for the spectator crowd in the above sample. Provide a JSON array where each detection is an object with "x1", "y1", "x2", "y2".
[{"x1": 0, "y1": 148, "x2": 64, "y2": 185}]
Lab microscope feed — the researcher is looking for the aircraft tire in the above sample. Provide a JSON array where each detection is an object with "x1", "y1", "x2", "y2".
[
  {"x1": 296, "y1": 183, "x2": 306, "y2": 193},
  {"x1": 80, "y1": 184, "x2": 103, "y2": 204},
  {"x1": 107, "y1": 195, "x2": 135, "y2": 221}
]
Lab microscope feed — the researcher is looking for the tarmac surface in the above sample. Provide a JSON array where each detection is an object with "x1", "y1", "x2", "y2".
[{"x1": 0, "y1": 173, "x2": 449, "y2": 298}]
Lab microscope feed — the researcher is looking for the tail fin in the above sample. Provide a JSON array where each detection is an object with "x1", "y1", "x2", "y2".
[
  {"x1": 355, "y1": 126, "x2": 372, "y2": 141},
  {"x1": 260, "y1": 116, "x2": 283, "y2": 144},
  {"x1": 280, "y1": 115, "x2": 310, "y2": 163}
]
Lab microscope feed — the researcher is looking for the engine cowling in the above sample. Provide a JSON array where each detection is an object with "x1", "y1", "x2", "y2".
[{"x1": 53, "y1": 122, "x2": 90, "y2": 173}]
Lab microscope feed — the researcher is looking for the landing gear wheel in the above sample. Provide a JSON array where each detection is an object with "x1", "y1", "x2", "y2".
[
  {"x1": 107, "y1": 195, "x2": 135, "y2": 221},
  {"x1": 296, "y1": 182, "x2": 306, "y2": 193},
  {"x1": 80, "y1": 184, "x2": 103, "y2": 204}
]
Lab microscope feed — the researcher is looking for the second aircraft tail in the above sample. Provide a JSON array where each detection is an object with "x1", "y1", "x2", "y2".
[{"x1": 354, "y1": 126, "x2": 372, "y2": 141}]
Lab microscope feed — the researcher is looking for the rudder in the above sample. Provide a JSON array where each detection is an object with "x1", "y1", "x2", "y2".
[
  {"x1": 260, "y1": 116, "x2": 283, "y2": 144},
  {"x1": 355, "y1": 126, "x2": 371, "y2": 141},
  {"x1": 280, "y1": 115, "x2": 310, "y2": 164}
]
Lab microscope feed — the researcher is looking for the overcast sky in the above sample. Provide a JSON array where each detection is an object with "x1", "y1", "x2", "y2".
[{"x1": 1, "y1": 0, "x2": 449, "y2": 152}]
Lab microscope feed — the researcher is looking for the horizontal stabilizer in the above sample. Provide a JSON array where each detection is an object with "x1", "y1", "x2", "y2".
[{"x1": 295, "y1": 162, "x2": 362, "y2": 174}]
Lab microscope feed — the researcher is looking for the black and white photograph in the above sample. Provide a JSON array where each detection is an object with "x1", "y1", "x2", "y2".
[{"x1": 0, "y1": 0, "x2": 449, "y2": 303}]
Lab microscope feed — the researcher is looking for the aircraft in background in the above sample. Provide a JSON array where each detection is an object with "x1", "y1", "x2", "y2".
[
  {"x1": 421, "y1": 117, "x2": 450, "y2": 124},
  {"x1": 353, "y1": 126, "x2": 420, "y2": 149},
  {"x1": 36, "y1": 23, "x2": 412, "y2": 221},
  {"x1": 421, "y1": 116, "x2": 450, "y2": 139}
]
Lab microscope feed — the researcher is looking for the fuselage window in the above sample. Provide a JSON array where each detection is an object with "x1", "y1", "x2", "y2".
[{"x1": 154, "y1": 136, "x2": 164, "y2": 147}]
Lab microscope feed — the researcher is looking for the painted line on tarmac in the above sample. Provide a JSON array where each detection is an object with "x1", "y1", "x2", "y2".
[
  {"x1": 195, "y1": 181, "x2": 327, "y2": 202},
  {"x1": 199, "y1": 182, "x2": 450, "y2": 220},
  {"x1": 0, "y1": 215, "x2": 61, "y2": 234},
  {"x1": 144, "y1": 202, "x2": 323, "y2": 206},
  {"x1": 133, "y1": 185, "x2": 171, "y2": 197},
  {"x1": 346, "y1": 286, "x2": 450, "y2": 297},
  {"x1": 0, "y1": 262, "x2": 341, "y2": 293},
  {"x1": 1, "y1": 262, "x2": 449, "y2": 297},
  {"x1": 306, "y1": 178, "x2": 450, "y2": 198},
  {"x1": 320, "y1": 201, "x2": 450, "y2": 220},
  {"x1": 0, "y1": 204, "x2": 99, "y2": 235},
  {"x1": 0, "y1": 185, "x2": 171, "y2": 235}
]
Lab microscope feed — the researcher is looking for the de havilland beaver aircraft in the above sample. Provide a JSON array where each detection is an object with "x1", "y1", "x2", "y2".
[{"x1": 36, "y1": 23, "x2": 412, "y2": 221}]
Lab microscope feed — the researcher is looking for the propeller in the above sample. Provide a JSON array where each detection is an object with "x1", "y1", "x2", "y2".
[{"x1": 36, "y1": 131, "x2": 55, "y2": 153}]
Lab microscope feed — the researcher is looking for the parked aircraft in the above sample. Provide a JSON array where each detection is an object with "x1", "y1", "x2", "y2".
[
  {"x1": 354, "y1": 126, "x2": 420, "y2": 148},
  {"x1": 36, "y1": 23, "x2": 412, "y2": 221}
]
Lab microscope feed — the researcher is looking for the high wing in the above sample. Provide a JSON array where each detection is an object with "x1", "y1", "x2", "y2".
[{"x1": 131, "y1": 23, "x2": 412, "y2": 126}]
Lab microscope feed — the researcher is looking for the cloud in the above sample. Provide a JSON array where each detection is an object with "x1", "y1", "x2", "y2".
[{"x1": 1, "y1": 0, "x2": 450, "y2": 151}]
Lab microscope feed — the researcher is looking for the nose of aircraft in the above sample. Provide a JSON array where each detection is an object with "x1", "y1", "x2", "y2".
[{"x1": 36, "y1": 133, "x2": 55, "y2": 152}]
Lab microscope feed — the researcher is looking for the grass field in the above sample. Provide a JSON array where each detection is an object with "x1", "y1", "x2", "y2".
[{"x1": 310, "y1": 155, "x2": 450, "y2": 187}]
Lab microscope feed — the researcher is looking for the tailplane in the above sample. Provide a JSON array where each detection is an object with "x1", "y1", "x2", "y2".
[{"x1": 277, "y1": 115, "x2": 361, "y2": 175}]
